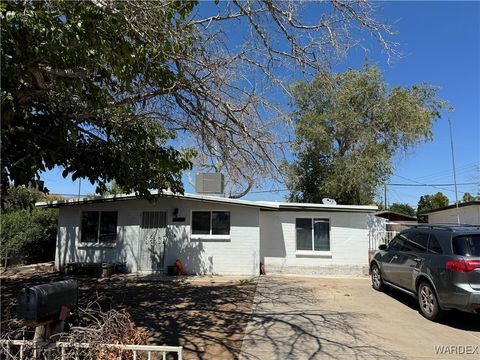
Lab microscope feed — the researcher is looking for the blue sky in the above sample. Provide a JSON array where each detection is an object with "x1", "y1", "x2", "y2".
[{"x1": 42, "y1": 1, "x2": 479, "y2": 208}]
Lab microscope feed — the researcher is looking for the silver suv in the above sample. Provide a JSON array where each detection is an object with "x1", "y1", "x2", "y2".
[{"x1": 370, "y1": 225, "x2": 480, "y2": 321}]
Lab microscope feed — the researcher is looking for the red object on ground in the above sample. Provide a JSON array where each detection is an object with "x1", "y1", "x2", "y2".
[{"x1": 175, "y1": 259, "x2": 187, "y2": 275}]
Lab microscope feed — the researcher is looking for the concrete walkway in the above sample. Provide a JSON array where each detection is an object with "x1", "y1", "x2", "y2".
[{"x1": 240, "y1": 276, "x2": 480, "y2": 360}]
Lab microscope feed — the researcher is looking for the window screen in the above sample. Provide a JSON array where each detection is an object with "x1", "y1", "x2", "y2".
[
  {"x1": 296, "y1": 218, "x2": 330, "y2": 251},
  {"x1": 212, "y1": 211, "x2": 230, "y2": 235},
  {"x1": 81, "y1": 212, "x2": 99, "y2": 243},
  {"x1": 81, "y1": 211, "x2": 117, "y2": 243},
  {"x1": 192, "y1": 211, "x2": 211, "y2": 235},
  {"x1": 314, "y1": 219, "x2": 330, "y2": 251},
  {"x1": 296, "y1": 218, "x2": 312, "y2": 250},
  {"x1": 99, "y1": 212, "x2": 117, "y2": 242}
]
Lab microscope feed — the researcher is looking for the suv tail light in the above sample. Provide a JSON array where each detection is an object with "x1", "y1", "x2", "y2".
[{"x1": 446, "y1": 259, "x2": 480, "y2": 272}]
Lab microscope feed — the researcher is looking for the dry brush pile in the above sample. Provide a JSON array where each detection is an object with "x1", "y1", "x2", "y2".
[{"x1": 0, "y1": 299, "x2": 152, "y2": 360}]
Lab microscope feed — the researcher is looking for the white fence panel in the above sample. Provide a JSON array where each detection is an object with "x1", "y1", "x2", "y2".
[
  {"x1": 0, "y1": 339, "x2": 182, "y2": 360},
  {"x1": 368, "y1": 230, "x2": 398, "y2": 251}
]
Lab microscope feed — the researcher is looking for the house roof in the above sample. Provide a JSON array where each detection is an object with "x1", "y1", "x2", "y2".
[
  {"x1": 261, "y1": 201, "x2": 377, "y2": 212},
  {"x1": 36, "y1": 191, "x2": 377, "y2": 213},
  {"x1": 373, "y1": 210, "x2": 418, "y2": 222},
  {"x1": 418, "y1": 201, "x2": 480, "y2": 215}
]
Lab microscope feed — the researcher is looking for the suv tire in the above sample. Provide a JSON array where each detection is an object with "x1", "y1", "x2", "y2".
[
  {"x1": 371, "y1": 264, "x2": 384, "y2": 291},
  {"x1": 418, "y1": 281, "x2": 443, "y2": 321}
]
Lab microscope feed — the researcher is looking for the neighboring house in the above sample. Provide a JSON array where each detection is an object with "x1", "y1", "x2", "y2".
[
  {"x1": 373, "y1": 210, "x2": 417, "y2": 223},
  {"x1": 420, "y1": 201, "x2": 480, "y2": 225},
  {"x1": 37, "y1": 192, "x2": 377, "y2": 276},
  {"x1": 367, "y1": 211, "x2": 418, "y2": 255},
  {"x1": 373, "y1": 210, "x2": 418, "y2": 232}
]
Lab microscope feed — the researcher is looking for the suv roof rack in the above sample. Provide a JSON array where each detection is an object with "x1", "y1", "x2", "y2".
[{"x1": 410, "y1": 224, "x2": 480, "y2": 231}]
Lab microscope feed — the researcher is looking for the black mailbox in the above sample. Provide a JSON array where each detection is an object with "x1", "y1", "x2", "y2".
[{"x1": 16, "y1": 280, "x2": 78, "y2": 321}]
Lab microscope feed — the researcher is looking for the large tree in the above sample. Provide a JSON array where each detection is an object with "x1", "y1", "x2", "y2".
[
  {"x1": 417, "y1": 192, "x2": 449, "y2": 214},
  {"x1": 462, "y1": 192, "x2": 479, "y2": 202},
  {"x1": 1, "y1": 0, "x2": 395, "y2": 197},
  {"x1": 286, "y1": 65, "x2": 449, "y2": 204},
  {"x1": 389, "y1": 203, "x2": 416, "y2": 218}
]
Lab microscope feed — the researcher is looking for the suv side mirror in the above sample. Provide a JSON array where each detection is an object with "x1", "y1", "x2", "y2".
[{"x1": 378, "y1": 244, "x2": 388, "y2": 251}]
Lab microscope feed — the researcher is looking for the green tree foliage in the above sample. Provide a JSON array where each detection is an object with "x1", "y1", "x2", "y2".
[
  {"x1": 1, "y1": 185, "x2": 44, "y2": 212},
  {"x1": 389, "y1": 203, "x2": 416, "y2": 217},
  {"x1": 88, "y1": 180, "x2": 126, "y2": 197},
  {"x1": 1, "y1": 1, "x2": 396, "y2": 198},
  {"x1": 1, "y1": 186, "x2": 59, "y2": 265},
  {"x1": 417, "y1": 192, "x2": 450, "y2": 214},
  {"x1": 286, "y1": 65, "x2": 449, "y2": 204},
  {"x1": 1, "y1": 1, "x2": 196, "y2": 196},
  {"x1": 462, "y1": 192, "x2": 479, "y2": 202}
]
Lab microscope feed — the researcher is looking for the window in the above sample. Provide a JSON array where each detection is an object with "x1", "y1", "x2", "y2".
[
  {"x1": 81, "y1": 211, "x2": 117, "y2": 243},
  {"x1": 191, "y1": 211, "x2": 230, "y2": 236},
  {"x1": 403, "y1": 232, "x2": 428, "y2": 253},
  {"x1": 212, "y1": 211, "x2": 230, "y2": 235},
  {"x1": 388, "y1": 235, "x2": 406, "y2": 251},
  {"x1": 453, "y1": 235, "x2": 480, "y2": 257},
  {"x1": 296, "y1": 218, "x2": 330, "y2": 251},
  {"x1": 427, "y1": 235, "x2": 443, "y2": 254}
]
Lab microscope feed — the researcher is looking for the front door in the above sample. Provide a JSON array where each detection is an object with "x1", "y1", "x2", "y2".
[{"x1": 138, "y1": 211, "x2": 167, "y2": 272}]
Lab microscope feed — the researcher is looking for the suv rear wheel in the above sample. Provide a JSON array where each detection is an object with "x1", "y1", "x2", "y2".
[
  {"x1": 371, "y1": 264, "x2": 384, "y2": 291},
  {"x1": 418, "y1": 281, "x2": 443, "y2": 321}
]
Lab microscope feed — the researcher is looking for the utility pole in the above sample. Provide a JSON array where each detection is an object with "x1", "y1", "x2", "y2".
[
  {"x1": 448, "y1": 117, "x2": 460, "y2": 224},
  {"x1": 78, "y1": 178, "x2": 81, "y2": 201},
  {"x1": 384, "y1": 183, "x2": 388, "y2": 210}
]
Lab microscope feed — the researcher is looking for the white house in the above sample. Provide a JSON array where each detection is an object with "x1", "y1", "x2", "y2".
[
  {"x1": 421, "y1": 201, "x2": 480, "y2": 225},
  {"x1": 37, "y1": 192, "x2": 377, "y2": 276}
]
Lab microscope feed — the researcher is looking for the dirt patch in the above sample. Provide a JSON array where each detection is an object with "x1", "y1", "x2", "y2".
[{"x1": 1, "y1": 272, "x2": 257, "y2": 360}]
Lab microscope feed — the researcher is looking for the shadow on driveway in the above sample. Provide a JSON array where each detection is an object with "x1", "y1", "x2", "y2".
[
  {"x1": 240, "y1": 277, "x2": 404, "y2": 360},
  {"x1": 383, "y1": 287, "x2": 480, "y2": 332}
]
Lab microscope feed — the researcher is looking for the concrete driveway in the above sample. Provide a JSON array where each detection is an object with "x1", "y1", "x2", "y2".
[{"x1": 240, "y1": 275, "x2": 480, "y2": 360}]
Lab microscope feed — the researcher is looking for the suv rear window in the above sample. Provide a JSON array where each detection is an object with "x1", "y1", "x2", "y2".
[{"x1": 452, "y1": 235, "x2": 480, "y2": 257}]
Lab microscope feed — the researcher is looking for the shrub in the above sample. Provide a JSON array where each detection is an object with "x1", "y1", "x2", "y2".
[{"x1": 1, "y1": 208, "x2": 58, "y2": 265}]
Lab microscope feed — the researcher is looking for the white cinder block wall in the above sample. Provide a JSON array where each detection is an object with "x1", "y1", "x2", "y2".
[
  {"x1": 260, "y1": 210, "x2": 370, "y2": 276},
  {"x1": 56, "y1": 198, "x2": 260, "y2": 275}
]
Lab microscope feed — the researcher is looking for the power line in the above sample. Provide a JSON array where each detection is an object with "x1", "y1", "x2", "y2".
[
  {"x1": 249, "y1": 189, "x2": 289, "y2": 194},
  {"x1": 388, "y1": 182, "x2": 477, "y2": 187},
  {"x1": 407, "y1": 161, "x2": 478, "y2": 182},
  {"x1": 392, "y1": 174, "x2": 474, "y2": 195},
  {"x1": 249, "y1": 181, "x2": 478, "y2": 195},
  {"x1": 49, "y1": 180, "x2": 478, "y2": 197}
]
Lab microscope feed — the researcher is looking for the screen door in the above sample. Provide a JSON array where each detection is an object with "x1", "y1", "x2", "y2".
[{"x1": 138, "y1": 211, "x2": 167, "y2": 272}]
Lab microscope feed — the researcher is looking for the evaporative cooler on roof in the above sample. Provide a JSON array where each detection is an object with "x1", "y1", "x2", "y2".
[{"x1": 195, "y1": 173, "x2": 224, "y2": 195}]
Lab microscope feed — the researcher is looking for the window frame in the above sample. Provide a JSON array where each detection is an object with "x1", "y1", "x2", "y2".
[
  {"x1": 79, "y1": 211, "x2": 118, "y2": 246},
  {"x1": 190, "y1": 210, "x2": 231, "y2": 240},
  {"x1": 295, "y1": 217, "x2": 331, "y2": 256}
]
